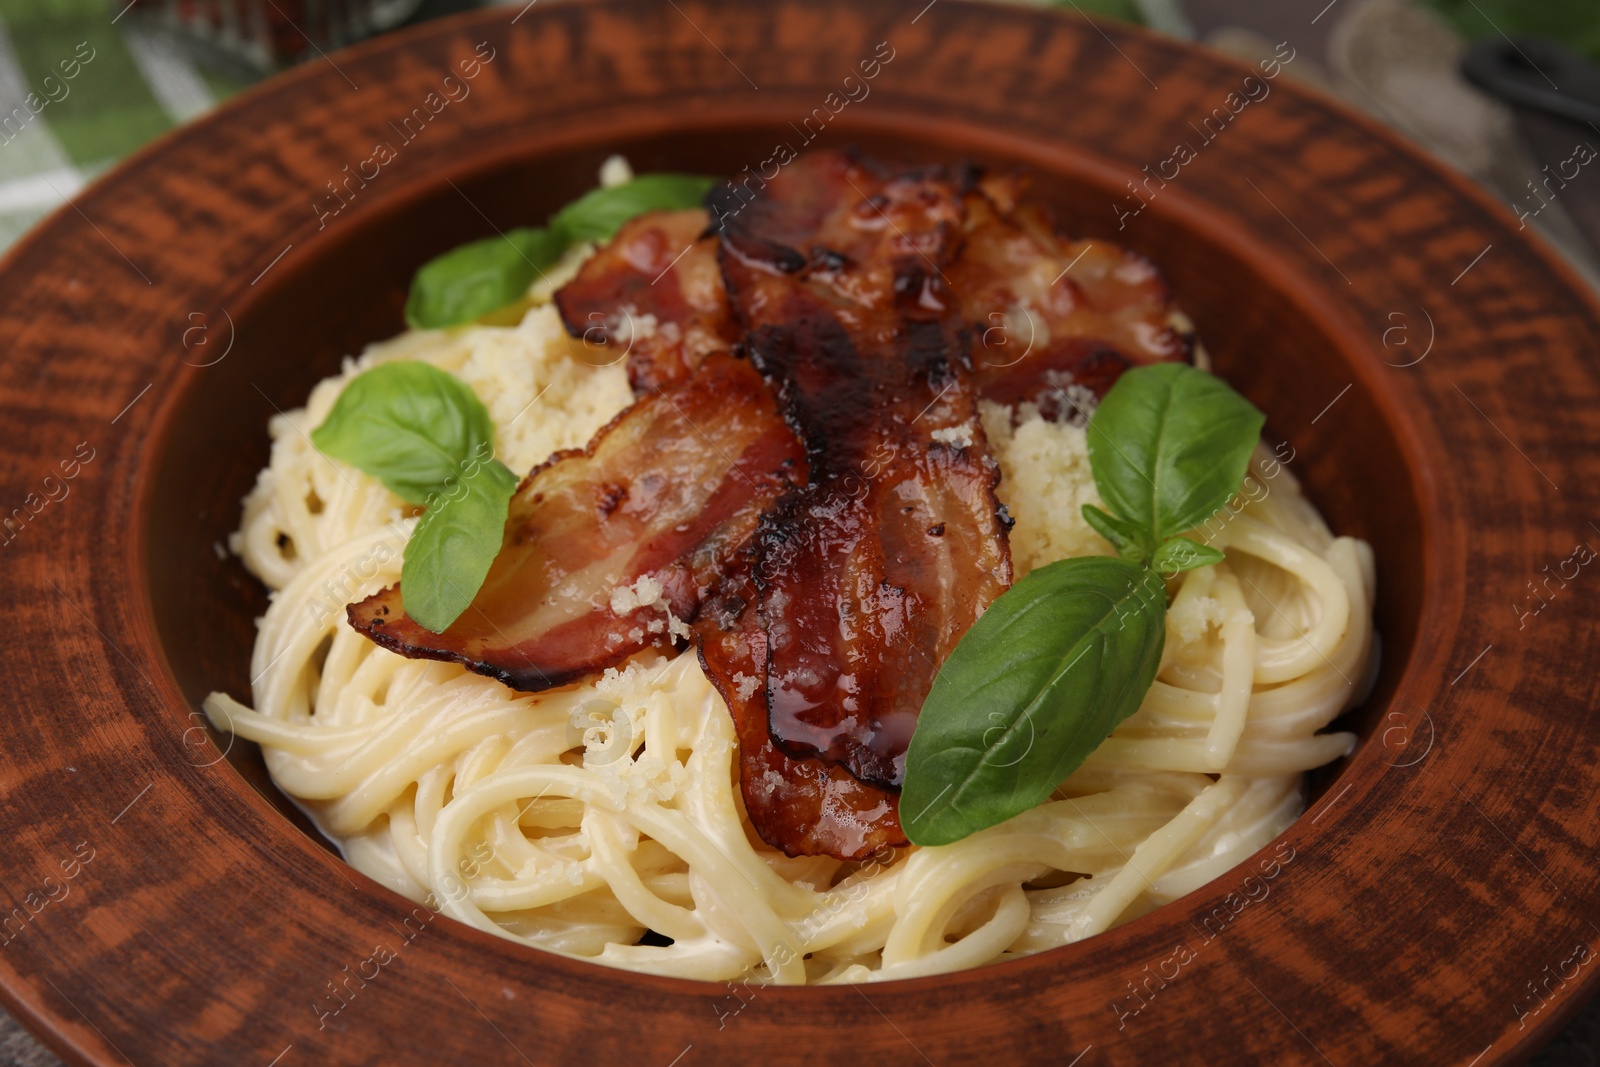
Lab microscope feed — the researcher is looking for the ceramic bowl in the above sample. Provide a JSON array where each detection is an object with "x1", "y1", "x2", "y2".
[{"x1": 1, "y1": 2, "x2": 1597, "y2": 1063}]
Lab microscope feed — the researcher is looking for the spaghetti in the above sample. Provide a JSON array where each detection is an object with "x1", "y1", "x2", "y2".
[{"x1": 206, "y1": 291, "x2": 1375, "y2": 984}]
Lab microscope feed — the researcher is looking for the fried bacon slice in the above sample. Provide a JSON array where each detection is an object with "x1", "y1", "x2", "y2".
[
  {"x1": 551, "y1": 178, "x2": 1189, "y2": 409},
  {"x1": 714, "y1": 149, "x2": 1014, "y2": 789},
  {"x1": 348, "y1": 352, "x2": 804, "y2": 691},
  {"x1": 553, "y1": 208, "x2": 735, "y2": 393},
  {"x1": 697, "y1": 601, "x2": 904, "y2": 860},
  {"x1": 348, "y1": 152, "x2": 1193, "y2": 857},
  {"x1": 953, "y1": 175, "x2": 1192, "y2": 414}
]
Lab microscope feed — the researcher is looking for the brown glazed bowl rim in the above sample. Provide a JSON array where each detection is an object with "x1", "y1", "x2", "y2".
[{"x1": 1, "y1": 2, "x2": 1598, "y2": 1064}]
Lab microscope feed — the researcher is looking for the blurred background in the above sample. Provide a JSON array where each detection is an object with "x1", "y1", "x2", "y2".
[{"x1": 2, "y1": 0, "x2": 1598, "y2": 1063}]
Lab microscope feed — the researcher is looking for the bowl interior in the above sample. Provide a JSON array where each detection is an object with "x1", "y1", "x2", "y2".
[{"x1": 139, "y1": 120, "x2": 1423, "y2": 875}]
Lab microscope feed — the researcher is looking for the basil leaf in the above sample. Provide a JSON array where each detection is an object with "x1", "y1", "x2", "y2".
[
  {"x1": 1151, "y1": 536, "x2": 1225, "y2": 576},
  {"x1": 551, "y1": 173, "x2": 718, "y2": 243},
  {"x1": 311, "y1": 362, "x2": 497, "y2": 505},
  {"x1": 404, "y1": 227, "x2": 566, "y2": 330},
  {"x1": 1087, "y1": 363, "x2": 1264, "y2": 545},
  {"x1": 1082, "y1": 504, "x2": 1153, "y2": 564},
  {"x1": 312, "y1": 362, "x2": 516, "y2": 632},
  {"x1": 402, "y1": 173, "x2": 717, "y2": 328},
  {"x1": 400, "y1": 457, "x2": 518, "y2": 632},
  {"x1": 901, "y1": 556, "x2": 1167, "y2": 846}
]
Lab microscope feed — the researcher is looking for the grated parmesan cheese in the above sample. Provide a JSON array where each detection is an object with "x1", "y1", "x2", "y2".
[
  {"x1": 980, "y1": 399, "x2": 1113, "y2": 577},
  {"x1": 609, "y1": 575, "x2": 692, "y2": 642},
  {"x1": 1167, "y1": 593, "x2": 1227, "y2": 646},
  {"x1": 931, "y1": 424, "x2": 975, "y2": 449}
]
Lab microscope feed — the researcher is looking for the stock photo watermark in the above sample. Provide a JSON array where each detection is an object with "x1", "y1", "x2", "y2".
[
  {"x1": 1380, "y1": 306, "x2": 1434, "y2": 368},
  {"x1": 708, "y1": 40, "x2": 896, "y2": 230},
  {"x1": 311, "y1": 906, "x2": 436, "y2": 1030},
  {"x1": 0, "y1": 841, "x2": 97, "y2": 950},
  {"x1": 1378, "y1": 705, "x2": 1435, "y2": 769},
  {"x1": 1, "y1": 441, "x2": 97, "y2": 549},
  {"x1": 1512, "y1": 141, "x2": 1597, "y2": 232},
  {"x1": 1110, "y1": 841, "x2": 1296, "y2": 1031},
  {"x1": 1114, "y1": 41, "x2": 1297, "y2": 231},
  {"x1": 1511, "y1": 539, "x2": 1594, "y2": 631},
  {"x1": 309, "y1": 537, "x2": 402, "y2": 627},
  {"x1": 0, "y1": 41, "x2": 96, "y2": 147},
  {"x1": 1513, "y1": 940, "x2": 1593, "y2": 1032},
  {"x1": 313, "y1": 42, "x2": 499, "y2": 231},
  {"x1": 1193, "y1": 440, "x2": 1297, "y2": 548}
]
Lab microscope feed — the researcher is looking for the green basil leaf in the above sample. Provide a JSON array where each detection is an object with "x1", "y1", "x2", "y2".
[
  {"x1": 551, "y1": 173, "x2": 718, "y2": 243},
  {"x1": 1081, "y1": 504, "x2": 1153, "y2": 564},
  {"x1": 1087, "y1": 363, "x2": 1264, "y2": 545},
  {"x1": 311, "y1": 362, "x2": 497, "y2": 505},
  {"x1": 400, "y1": 457, "x2": 518, "y2": 633},
  {"x1": 402, "y1": 173, "x2": 716, "y2": 328},
  {"x1": 1151, "y1": 536, "x2": 1225, "y2": 576},
  {"x1": 901, "y1": 556, "x2": 1167, "y2": 846},
  {"x1": 404, "y1": 227, "x2": 566, "y2": 330}
]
